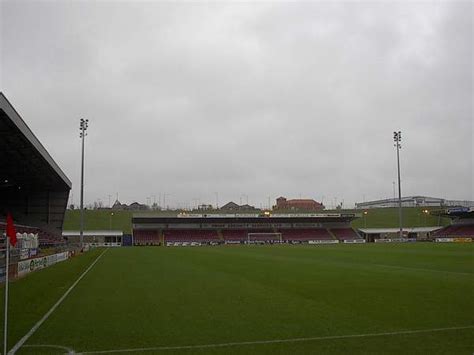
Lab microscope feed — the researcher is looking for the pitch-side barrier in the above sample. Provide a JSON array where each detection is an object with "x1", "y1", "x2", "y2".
[
  {"x1": 375, "y1": 238, "x2": 417, "y2": 243},
  {"x1": 16, "y1": 251, "x2": 72, "y2": 278}
]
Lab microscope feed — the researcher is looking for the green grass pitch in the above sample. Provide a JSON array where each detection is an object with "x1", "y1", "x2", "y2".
[{"x1": 1, "y1": 244, "x2": 473, "y2": 354}]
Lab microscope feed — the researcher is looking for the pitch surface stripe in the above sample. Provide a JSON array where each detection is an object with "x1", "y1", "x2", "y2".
[
  {"x1": 371, "y1": 263, "x2": 474, "y2": 276},
  {"x1": 79, "y1": 325, "x2": 474, "y2": 354},
  {"x1": 8, "y1": 248, "x2": 109, "y2": 355}
]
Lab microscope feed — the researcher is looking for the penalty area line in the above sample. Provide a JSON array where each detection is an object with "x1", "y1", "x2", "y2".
[
  {"x1": 8, "y1": 248, "x2": 109, "y2": 355},
  {"x1": 79, "y1": 325, "x2": 474, "y2": 354}
]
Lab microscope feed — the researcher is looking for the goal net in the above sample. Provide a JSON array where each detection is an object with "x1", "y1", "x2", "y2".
[{"x1": 247, "y1": 232, "x2": 282, "y2": 243}]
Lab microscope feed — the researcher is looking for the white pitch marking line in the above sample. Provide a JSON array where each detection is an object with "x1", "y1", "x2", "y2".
[
  {"x1": 8, "y1": 248, "x2": 109, "y2": 355},
  {"x1": 78, "y1": 325, "x2": 474, "y2": 354},
  {"x1": 23, "y1": 344, "x2": 76, "y2": 354}
]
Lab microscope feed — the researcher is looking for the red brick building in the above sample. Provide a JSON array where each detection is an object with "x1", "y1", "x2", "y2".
[{"x1": 275, "y1": 197, "x2": 324, "y2": 211}]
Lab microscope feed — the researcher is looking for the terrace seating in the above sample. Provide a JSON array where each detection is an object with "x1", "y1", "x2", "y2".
[
  {"x1": 221, "y1": 230, "x2": 281, "y2": 243},
  {"x1": 330, "y1": 228, "x2": 361, "y2": 241},
  {"x1": 163, "y1": 230, "x2": 219, "y2": 243},
  {"x1": 38, "y1": 231, "x2": 65, "y2": 247},
  {"x1": 247, "y1": 230, "x2": 281, "y2": 242},
  {"x1": 432, "y1": 225, "x2": 474, "y2": 237},
  {"x1": 432, "y1": 226, "x2": 452, "y2": 236},
  {"x1": 280, "y1": 228, "x2": 333, "y2": 241},
  {"x1": 0, "y1": 221, "x2": 64, "y2": 247},
  {"x1": 222, "y1": 230, "x2": 247, "y2": 242},
  {"x1": 134, "y1": 230, "x2": 160, "y2": 246}
]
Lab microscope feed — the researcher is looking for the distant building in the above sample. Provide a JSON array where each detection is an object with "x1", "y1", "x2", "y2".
[
  {"x1": 355, "y1": 196, "x2": 474, "y2": 209},
  {"x1": 274, "y1": 197, "x2": 324, "y2": 211},
  {"x1": 240, "y1": 204, "x2": 257, "y2": 210},
  {"x1": 197, "y1": 204, "x2": 213, "y2": 211},
  {"x1": 128, "y1": 202, "x2": 149, "y2": 211},
  {"x1": 220, "y1": 201, "x2": 258, "y2": 211},
  {"x1": 112, "y1": 200, "x2": 126, "y2": 210},
  {"x1": 112, "y1": 200, "x2": 149, "y2": 211}
]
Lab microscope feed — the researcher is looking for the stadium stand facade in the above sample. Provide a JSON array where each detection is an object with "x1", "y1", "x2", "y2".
[
  {"x1": 132, "y1": 213, "x2": 361, "y2": 246},
  {"x1": 0, "y1": 93, "x2": 71, "y2": 246}
]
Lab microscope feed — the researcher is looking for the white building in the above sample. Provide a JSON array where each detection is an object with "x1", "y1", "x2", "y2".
[
  {"x1": 62, "y1": 230, "x2": 123, "y2": 246},
  {"x1": 355, "y1": 196, "x2": 474, "y2": 209}
]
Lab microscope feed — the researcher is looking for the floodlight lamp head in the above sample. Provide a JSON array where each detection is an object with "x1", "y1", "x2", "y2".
[{"x1": 80, "y1": 118, "x2": 89, "y2": 131}]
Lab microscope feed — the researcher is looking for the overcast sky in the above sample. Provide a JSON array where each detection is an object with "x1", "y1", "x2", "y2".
[{"x1": 1, "y1": 1, "x2": 472, "y2": 209}]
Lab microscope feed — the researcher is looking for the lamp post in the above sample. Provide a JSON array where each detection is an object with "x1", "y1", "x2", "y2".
[
  {"x1": 422, "y1": 209, "x2": 429, "y2": 226},
  {"x1": 109, "y1": 212, "x2": 114, "y2": 230},
  {"x1": 363, "y1": 210, "x2": 368, "y2": 228},
  {"x1": 393, "y1": 131, "x2": 403, "y2": 239},
  {"x1": 79, "y1": 118, "x2": 89, "y2": 249}
]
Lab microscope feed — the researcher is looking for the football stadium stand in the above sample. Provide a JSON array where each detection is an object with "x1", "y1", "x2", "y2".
[
  {"x1": 330, "y1": 228, "x2": 362, "y2": 240},
  {"x1": 132, "y1": 213, "x2": 360, "y2": 246},
  {"x1": 432, "y1": 225, "x2": 474, "y2": 237},
  {"x1": 133, "y1": 230, "x2": 160, "y2": 246},
  {"x1": 164, "y1": 229, "x2": 220, "y2": 243},
  {"x1": 222, "y1": 230, "x2": 248, "y2": 242},
  {"x1": 0, "y1": 221, "x2": 64, "y2": 247},
  {"x1": 0, "y1": 93, "x2": 71, "y2": 247},
  {"x1": 430, "y1": 207, "x2": 474, "y2": 241},
  {"x1": 281, "y1": 228, "x2": 333, "y2": 241}
]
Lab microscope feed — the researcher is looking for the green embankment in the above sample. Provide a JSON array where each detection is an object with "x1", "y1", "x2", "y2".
[
  {"x1": 349, "y1": 207, "x2": 450, "y2": 229},
  {"x1": 63, "y1": 210, "x2": 133, "y2": 233},
  {"x1": 63, "y1": 207, "x2": 450, "y2": 233}
]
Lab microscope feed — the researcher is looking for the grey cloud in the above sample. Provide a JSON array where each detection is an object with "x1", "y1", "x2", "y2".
[{"x1": 1, "y1": 1, "x2": 472, "y2": 209}]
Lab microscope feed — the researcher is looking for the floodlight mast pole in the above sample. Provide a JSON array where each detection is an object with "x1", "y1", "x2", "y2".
[
  {"x1": 3, "y1": 237, "x2": 9, "y2": 355},
  {"x1": 394, "y1": 131, "x2": 403, "y2": 239},
  {"x1": 79, "y1": 118, "x2": 89, "y2": 249}
]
